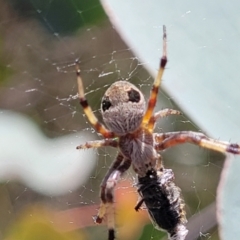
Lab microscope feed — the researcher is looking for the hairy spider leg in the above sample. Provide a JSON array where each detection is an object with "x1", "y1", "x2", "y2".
[
  {"x1": 94, "y1": 153, "x2": 124, "y2": 224},
  {"x1": 154, "y1": 131, "x2": 240, "y2": 154},
  {"x1": 94, "y1": 154, "x2": 131, "y2": 240},
  {"x1": 76, "y1": 138, "x2": 119, "y2": 150},
  {"x1": 148, "y1": 108, "x2": 181, "y2": 130},
  {"x1": 76, "y1": 61, "x2": 115, "y2": 138},
  {"x1": 142, "y1": 25, "x2": 167, "y2": 128}
]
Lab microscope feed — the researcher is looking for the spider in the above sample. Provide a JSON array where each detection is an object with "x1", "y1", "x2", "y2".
[{"x1": 75, "y1": 25, "x2": 240, "y2": 240}]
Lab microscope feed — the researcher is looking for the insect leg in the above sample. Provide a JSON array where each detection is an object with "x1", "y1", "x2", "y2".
[{"x1": 134, "y1": 198, "x2": 145, "y2": 211}]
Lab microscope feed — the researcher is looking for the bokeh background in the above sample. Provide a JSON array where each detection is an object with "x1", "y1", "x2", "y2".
[{"x1": 0, "y1": 1, "x2": 227, "y2": 239}]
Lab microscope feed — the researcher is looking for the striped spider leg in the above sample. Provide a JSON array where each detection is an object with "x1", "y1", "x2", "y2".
[{"x1": 154, "y1": 131, "x2": 240, "y2": 154}]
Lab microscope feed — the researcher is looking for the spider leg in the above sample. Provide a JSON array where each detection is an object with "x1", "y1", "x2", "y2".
[
  {"x1": 76, "y1": 138, "x2": 118, "y2": 150},
  {"x1": 148, "y1": 108, "x2": 181, "y2": 131},
  {"x1": 142, "y1": 25, "x2": 167, "y2": 126},
  {"x1": 154, "y1": 131, "x2": 240, "y2": 154},
  {"x1": 75, "y1": 60, "x2": 114, "y2": 138},
  {"x1": 94, "y1": 153, "x2": 124, "y2": 224},
  {"x1": 94, "y1": 153, "x2": 131, "y2": 240}
]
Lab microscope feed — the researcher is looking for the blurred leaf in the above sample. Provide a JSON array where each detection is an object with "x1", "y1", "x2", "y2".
[
  {"x1": 8, "y1": 0, "x2": 107, "y2": 34},
  {"x1": 5, "y1": 204, "x2": 86, "y2": 240},
  {"x1": 138, "y1": 224, "x2": 166, "y2": 240},
  {"x1": 217, "y1": 156, "x2": 240, "y2": 239},
  {"x1": 115, "y1": 180, "x2": 149, "y2": 240}
]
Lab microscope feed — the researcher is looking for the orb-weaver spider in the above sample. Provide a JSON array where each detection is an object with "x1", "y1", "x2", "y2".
[{"x1": 76, "y1": 25, "x2": 240, "y2": 240}]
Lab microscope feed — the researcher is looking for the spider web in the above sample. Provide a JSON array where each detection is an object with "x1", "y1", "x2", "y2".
[{"x1": 0, "y1": 1, "x2": 224, "y2": 240}]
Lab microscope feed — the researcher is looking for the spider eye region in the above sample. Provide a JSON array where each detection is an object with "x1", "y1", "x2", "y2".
[
  {"x1": 127, "y1": 88, "x2": 141, "y2": 103},
  {"x1": 101, "y1": 96, "x2": 112, "y2": 112}
]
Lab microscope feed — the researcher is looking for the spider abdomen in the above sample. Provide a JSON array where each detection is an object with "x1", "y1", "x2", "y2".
[{"x1": 119, "y1": 129, "x2": 158, "y2": 177}]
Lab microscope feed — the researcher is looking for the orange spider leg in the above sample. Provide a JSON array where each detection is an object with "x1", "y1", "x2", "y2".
[
  {"x1": 76, "y1": 61, "x2": 115, "y2": 138},
  {"x1": 154, "y1": 131, "x2": 240, "y2": 154},
  {"x1": 148, "y1": 108, "x2": 181, "y2": 130},
  {"x1": 142, "y1": 25, "x2": 167, "y2": 127}
]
